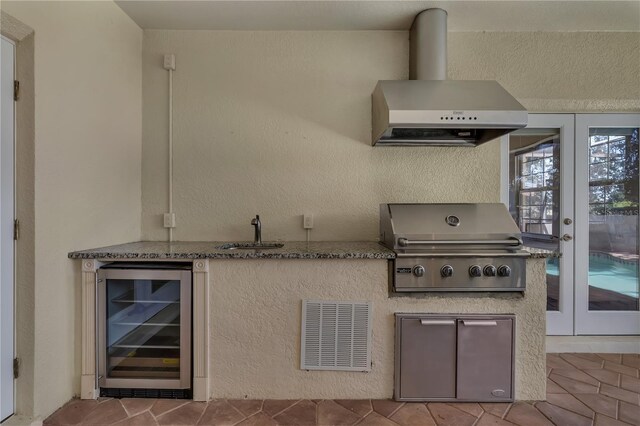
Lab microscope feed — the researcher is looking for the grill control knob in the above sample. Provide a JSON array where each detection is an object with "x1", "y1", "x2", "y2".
[
  {"x1": 483, "y1": 265, "x2": 497, "y2": 277},
  {"x1": 469, "y1": 265, "x2": 482, "y2": 277},
  {"x1": 413, "y1": 265, "x2": 426, "y2": 277},
  {"x1": 497, "y1": 265, "x2": 512, "y2": 277},
  {"x1": 440, "y1": 265, "x2": 454, "y2": 278}
]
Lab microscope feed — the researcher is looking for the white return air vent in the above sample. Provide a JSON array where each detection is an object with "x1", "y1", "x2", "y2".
[{"x1": 301, "y1": 300, "x2": 372, "y2": 372}]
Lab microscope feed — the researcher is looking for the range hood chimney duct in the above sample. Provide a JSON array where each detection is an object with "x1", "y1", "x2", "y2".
[
  {"x1": 410, "y1": 8, "x2": 447, "y2": 80},
  {"x1": 371, "y1": 8, "x2": 528, "y2": 147}
]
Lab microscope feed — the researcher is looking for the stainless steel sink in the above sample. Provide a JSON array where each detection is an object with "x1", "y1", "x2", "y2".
[{"x1": 217, "y1": 243, "x2": 284, "y2": 250}]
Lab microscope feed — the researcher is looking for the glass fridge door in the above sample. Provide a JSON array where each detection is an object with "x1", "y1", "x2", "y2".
[{"x1": 98, "y1": 268, "x2": 191, "y2": 389}]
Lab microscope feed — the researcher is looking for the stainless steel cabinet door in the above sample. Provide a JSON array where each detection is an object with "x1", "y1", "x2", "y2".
[
  {"x1": 397, "y1": 317, "x2": 456, "y2": 399},
  {"x1": 456, "y1": 318, "x2": 514, "y2": 401}
]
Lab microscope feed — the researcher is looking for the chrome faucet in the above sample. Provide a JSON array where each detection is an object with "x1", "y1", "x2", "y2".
[{"x1": 251, "y1": 215, "x2": 262, "y2": 245}]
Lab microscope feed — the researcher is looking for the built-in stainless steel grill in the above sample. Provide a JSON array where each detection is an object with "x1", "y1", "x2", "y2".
[{"x1": 380, "y1": 203, "x2": 529, "y2": 292}]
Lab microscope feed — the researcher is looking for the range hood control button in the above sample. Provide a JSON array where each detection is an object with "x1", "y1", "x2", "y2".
[
  {"x1": 497, "y1": 265, "x2": 512, "y2": 277},
  {"x1": 440, "y1": 265, "x2": 454, "y2": 278},
  {"x1": 413, "y1": 265, "x2": 426, "y2": 277},
  {"x1": 483, "y1": 265, "x2": 497, "y2": 277},
  {"x1": 469, "y1": 265, "x2": 482, "y2": 277}
]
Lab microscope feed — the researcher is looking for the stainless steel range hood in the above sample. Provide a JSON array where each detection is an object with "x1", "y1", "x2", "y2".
[{"x1": 372, "y1": 9, "x2": 527, "y2": 147}]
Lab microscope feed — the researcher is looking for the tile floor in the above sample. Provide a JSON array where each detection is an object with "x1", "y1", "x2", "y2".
[{"x1": 43, "y1": 353, "x2": 640, "y2": 425}]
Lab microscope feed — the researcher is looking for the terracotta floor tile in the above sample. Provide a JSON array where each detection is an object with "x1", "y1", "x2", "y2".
[
  {"x1": 534, "y1": 401, "x2": 592, "y2": 426},
  {"x1": 604, "y1": 361, "x2": 640, "y2": 378},
  {"x1": 572, "y1": 353, "x2": 609, "y2": 363},
  {"x1": 623, "y1": 354, "x2": 640, "y2": 369},
  {"x1": 621, "y1": 375, "x2": 640, "y2": 393},
  {"x1": 334, "y1": 400, "x2": 373, "y2": 417},
  {"x1": 44, "y1": 400, "x2": 99, "y2": 425},
  {"x1": 597, "y1": 354, "x2": 623, "y2": 363},
  {"x1": 273, "y1": 400, "x2": 317, "y2": 425},
  {"x1": 550, "y1": 373, "x2": 600, "y2": 394},
  {"x1": 371, "y1": 400, "x2": 404, "y2": 418},
  {"x1": 197, "y1": 400, "x2": 246, "y2": 426},
  {"x1": 479, "y1": 403, "x2": 511, "y2": 418},
  {"x1": 317, "y1": 400, "x2": 362, "y2": 426},
  {"x1": 113, "y1": 411, "x2": 158, "y2": 426},
  {"x1": 552, "y1": 368, "x2": 601, "y2": 386},
  {"x1": 445, "y1": 403, "x2": 483, "y2": 417},
  {"x1": 619, "y1": 401, "x2": 640, "y2": 426},
  {"x1": 504, "y1": 402, "x2": 554, "y2": 426},
  {"x1": 262, "y1": 400, "x2": 300, "y2": 417},
  {"x1": 594, "y1": 414, "x2": 629, "y2": 426},
  {"x1": 120, "y1": 398, "x2": 156, "y2": 417},
  {"x1": 600, "y1": 383, "x2": 640, "y2": 405},
  {"x1": 474, "y1": 413, "x2": 514, "y2": 426},
  {"x1": 560, "y1": 353, "x2": 605, "y2": 370},
  {"x1": 156, "y1": 402, "x2": 207, "y2": 425},
  {"x1": 356, "y1": 412, "x2": 399, "y2": 426},
  {"x1": 227, "y1": 400, "x2": 263, "y2": 417},
  {"x1": 236, "y1": 412, "x2": 277, "y2": 426},
  {"x1": 388, "y1": 403, "x2": 435, "y2": 426},
  {"x1": 547, "y1": 354, "x2": 577, "y2": 370},
  {"x1": 572, "y1": 393, "x2": 618, "y2": 418},
  {"x1": 80, "y1": 399, "x2": 128, "y2": 425},
  {"x1": 150, "y1": 399, "x2": 190, "y2": 417},
  {"x1": 547, "y1": 378, "x2": 569, "y2": 394},
  {"x1": 584, "y1": 368, "x2": 621, "y2": 387},
  {"x1": 426, "y1": 403, "x2": 475, "y2": 426},
  {"x1": 545, "y1": 393, "x2": 594, "y2": 418}
]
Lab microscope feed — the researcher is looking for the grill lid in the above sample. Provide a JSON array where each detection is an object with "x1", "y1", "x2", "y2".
[{"x1": 380, "y1": 203, "x2": 523, "y2": 251}]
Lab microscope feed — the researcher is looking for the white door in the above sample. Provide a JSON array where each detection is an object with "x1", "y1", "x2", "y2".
[
  {"x1": 575, "y1": 113, "x2": 640, "y2": 335},
  {"x1": 507, "y1": 114, "x2": 575, "y2": 335},
  {"x1": 0, "y1": 35, "x2": 15, "y2": 421}
]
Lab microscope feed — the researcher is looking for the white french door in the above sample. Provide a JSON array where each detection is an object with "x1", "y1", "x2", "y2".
[
  {"x1": 506, "y1": 113, "x2": 640, "y2": 336},
  {"x1": 507, "y1": 114, "x2": 575, "y2": 335},
  {"x1": 575, "y1": 113, "x2": 640, "y2": 335},
  {"x1": 0, "y1": 35, "x2": 15, "y2": 421}
]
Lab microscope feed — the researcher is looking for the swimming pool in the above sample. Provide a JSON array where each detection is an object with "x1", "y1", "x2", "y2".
[{"x1": 546, "y1": 255, "x2": 639, "y2": 299}]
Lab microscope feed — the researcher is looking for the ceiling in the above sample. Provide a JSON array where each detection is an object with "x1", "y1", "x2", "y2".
[{"x1": 115, "y1": 0, "x2": 640, "y2": 32}]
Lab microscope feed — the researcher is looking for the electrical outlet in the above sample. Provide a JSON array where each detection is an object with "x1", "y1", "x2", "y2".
[
  {"x1": 303, "y1": 214, "x2": 314, "y2": 229},
  {"x1": 163, "y1": 54, "x2": 176, "y2": 70},
  {"x1": 163, "y1": 213, "x2": 176, "y2": 228}
]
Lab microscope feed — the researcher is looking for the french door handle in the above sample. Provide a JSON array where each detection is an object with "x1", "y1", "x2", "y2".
[
  {"x1": 561, "y1": 234, "x2": 573, "y2": 241},
  {"x1": 563, "y1": 218, "x2": 573, "y2": 225}
]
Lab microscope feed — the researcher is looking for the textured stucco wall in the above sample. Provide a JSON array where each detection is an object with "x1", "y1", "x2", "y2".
[
  {"x1": 142, "y1": 30, "x2": 640, "y2": 242},
  {"x1": 210, "y1": 258, "x2": 547, "y2": 401},
  {"x1": 0, "y1": 1, "x2": 142, "y2": 419}
]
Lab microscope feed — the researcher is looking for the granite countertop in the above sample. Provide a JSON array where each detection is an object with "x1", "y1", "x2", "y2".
[
  {"x1": 523, "y1": 246, "x2": 561, "y2": 259},
  {"x1": 68, "y1": 241, "x2": 559, "y2": 260},
  {"x1": 68, "y1": 241, "x2": 396, "y2": 260}
]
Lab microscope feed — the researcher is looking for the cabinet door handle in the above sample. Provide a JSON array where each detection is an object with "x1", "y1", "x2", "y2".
[
  {"x1": 461, "y1": 320, "x2": 497, "y2": 327},
  {"x1": 420, "y1": 319, "x2": 456, "y2": 326}
]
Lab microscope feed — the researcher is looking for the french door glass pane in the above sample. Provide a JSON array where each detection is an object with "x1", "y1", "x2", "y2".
[
  {"x1": 509, "y1": 129, "x2": 561, "y2": 310},
  {"x1": 587, "y1": 127, "x2": 639, "y2": 311},
  {"x1": 106, "y1": 279, "x2": 182, "y2": 379}
]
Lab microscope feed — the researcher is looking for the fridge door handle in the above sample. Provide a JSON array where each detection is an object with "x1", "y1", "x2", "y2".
[
  {"x1": 420, "y1": 319, "x2": 456, "y2": 326},
  {"x1": 461, "y1": 320, "x2": 498, "y2": 327}
]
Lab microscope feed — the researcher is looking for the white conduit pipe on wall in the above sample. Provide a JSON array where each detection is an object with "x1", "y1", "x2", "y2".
[
  {"x1": 168, "y1": 67, "x2": 173, "y2": 242},
  {"x1": 164, "y1": 54, "x2": 176, "y2": 242}
]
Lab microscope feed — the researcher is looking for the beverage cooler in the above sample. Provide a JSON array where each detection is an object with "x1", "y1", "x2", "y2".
[{"x1": 97, "y1": 263, "x2": 192, "y2": 398}]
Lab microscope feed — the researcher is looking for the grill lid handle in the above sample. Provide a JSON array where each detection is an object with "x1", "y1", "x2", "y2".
[{"x1": 397, "y1": 237, "x2": 522, "y2": 247}]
